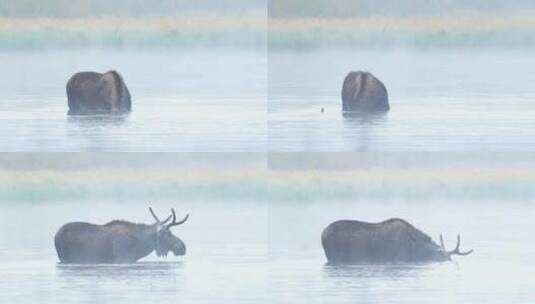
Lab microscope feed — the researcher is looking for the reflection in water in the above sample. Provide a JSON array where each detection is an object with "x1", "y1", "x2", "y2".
[
  {"x1": 342, "y1": 111, "x2": 388, "y2": 151},
  {"x1": 342, "y1": 111, "x2": 388, "y2": 126},
  {"x1": 56, "y1": 261, "x2": 183, "y2": 280},
  {"x1": 55, "y1": 262, "x2": 185, "y2": 293},
  {"x1": 314, "y1": 263, "x2": 440, "y2": 302},
  {"x1": 65, "y1": 114, "x2": 130, "y2": 151},
  {"x1": 323, "y1": 263, "x2": 429, "y2": 280},
  {"x1": 67, "y1": 114, "x2": 129, "y2": 127}
]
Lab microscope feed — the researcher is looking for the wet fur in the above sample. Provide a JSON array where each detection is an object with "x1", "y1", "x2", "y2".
[
  {"x1": 55, "y1": 220, "x2": 157, "y2": 264},
  {"x1": 321, "y1": 218, "x2": 446, "y2": 264},
  {"x1": 66, "y1": 70, "x2": 131, "y2": 115},
  {"x1": 342, "y1": 71, "x2": 389, "y2": 112}
]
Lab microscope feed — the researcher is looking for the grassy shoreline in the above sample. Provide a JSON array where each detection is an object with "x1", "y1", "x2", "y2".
[
  {"x1": 269, "y1": 14, "x2": 535, "y2": 49},
  {"x1": 0, "y1": 15, "x2": 266, "y2": 50},
  {"x1": 1, "y1": 165, "x2": 533, "y2": 203},
  {"x1": 2, "y1": 14, "x2": 535, "y2": 50}
]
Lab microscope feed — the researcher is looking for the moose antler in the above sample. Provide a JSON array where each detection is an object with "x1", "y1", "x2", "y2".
[
  {"x1": 440, "y1": 234, "x2": 473, "y2": 257},
  {"x1": 149, "y1": 206, "x2": 173, "y2": 225},
  {"x1": 167, "y1": 208, "x2": 189, "y2": 228},
  {"x1": 448, "y1": 234, "x2": 474, "y2": 256},
  {"x1": 440, "y1": 234, "x2": 446, "y2": 251}
]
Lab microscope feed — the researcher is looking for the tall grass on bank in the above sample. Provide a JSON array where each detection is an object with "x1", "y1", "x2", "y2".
[
  {"x1": 3, "y1": 14, "x2": 535, "y2": 50},
  {"x1": 1, "y1": 165, "x2": 534, "y2": 203},
  {"x1": 269, "y1": 14, "x2": 535, "y2": 49},
  {"x1": 0, "y1": 16, "x2": 265, "y2": 50}
]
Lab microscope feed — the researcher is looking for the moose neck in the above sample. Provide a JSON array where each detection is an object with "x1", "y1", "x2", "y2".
[{"x1": 133, "y1": 224, "x2": 159, "y2": 261}]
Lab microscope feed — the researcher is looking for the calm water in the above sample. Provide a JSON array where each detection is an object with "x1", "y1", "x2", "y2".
[
  {"x1": 0, "y1": 201, "x2": 269, "y2": 303},
  {"x1": 2, "y1": 46, "x2": 535, "y2": 303},
  {"x1": 3, "y1": 49, "x2": 535, "y2": 152},
  {"x1": 0, "y1": 50, "x2": 266, "y2": 151},
  {"x1": 268, "y1": 200, "x2": 535, "y2": 303},
  {"x1": 269, "y1": 50, "x2": 535, "y2": 151},
  {"x1": 1, "y1": 151, "x2": 535, "y2": 303},
  {"x1": 1, "y1": 199, "x2": 533, "y2": 303}
]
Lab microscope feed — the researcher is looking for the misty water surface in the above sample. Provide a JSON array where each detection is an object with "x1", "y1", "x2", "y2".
[
  {"x1": 0, "y1": 201, "x2": 268, "y2": 303},
  {"x1": 269, "y1": 49, "x2": 535, "y2": 151},
  {"x1": 267, "y1": 200, "x2": 535, "y2": 303},
  {"x1": 0, "y1": 50, "x2": 266, "y2": 151},
  {"x1": 0, "y1": 199, "x2": 533, "y2": 303},
  {"x1": 1, "y1": 152, "x2": 534, "y2": 303}
]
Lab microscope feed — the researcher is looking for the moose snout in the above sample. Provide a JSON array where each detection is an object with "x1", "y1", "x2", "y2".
[{"x1": 172, "y1": 239, "x2": 186, "y2": 256}]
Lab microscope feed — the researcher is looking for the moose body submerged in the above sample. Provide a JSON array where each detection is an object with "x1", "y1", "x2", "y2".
[
  {"x1": 54, "y1": 208, "x2": 188, "y2": 264},
  {"x1": 321, "y1": 218, "x2": 472, "y2": 264},
  {"x1": 66, "y1": 70, "x2": 131, "y2": 115},
  {"x1": 342, "y1": 71, "x2": 389, "y2": 112}
]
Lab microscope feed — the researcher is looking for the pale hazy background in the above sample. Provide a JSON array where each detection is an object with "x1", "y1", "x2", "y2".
[
  {"x1": 1, "y1": 153, "x2": 534, "y2": 303},
  {"x1": 0, "y1": 0, "x2": 264, "y2": 16},
  {"x1": 0, "y1": 0, "x2": 265, "y2": 50},
  {"x1": 269, "y1": 0, "x2": 535, "y2": 49},
  {"x1": 269, "y1": 0, "x2": 535, "y2": 17},
  {"x1": 0, "y1": 1, "x2": 267, "y2": 151}
]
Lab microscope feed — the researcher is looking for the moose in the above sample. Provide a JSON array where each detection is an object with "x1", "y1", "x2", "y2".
[
  {"x1": 341, "y1": 71, "x2": 389, "y2": 112},
  {"x1": 66, "y1": 70, "x2": 132, "y2": 115},
  {"x1": 321, "y1": 218, "x2": 473, "y2": 264},
  {"x1": 54, "y1": 207, "x2": 188, "y2": 264}
]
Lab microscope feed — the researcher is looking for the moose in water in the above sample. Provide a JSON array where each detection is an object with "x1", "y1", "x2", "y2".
[
  {"x1": 66, "y1": 70, "x2": 132, "y2": 115},
  {"x1": 54, "y1": 207, "x2": 189, "y2": 264},
  {"x1": 321, "y1": 218, "x2": 473, "y2": 264},
  {"x1": 341, "y1": 71, "x2": 389, "y2": 112}
]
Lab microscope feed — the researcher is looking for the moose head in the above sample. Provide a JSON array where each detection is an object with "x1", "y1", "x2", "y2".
[
  {"x1": 149, "y1": 207, "x2": 189, "y2": 257},
  {"x1": 438, "y1": 234, "x2": 474, "y2": 261}
]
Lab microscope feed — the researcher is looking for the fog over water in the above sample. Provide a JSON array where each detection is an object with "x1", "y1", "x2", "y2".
[
  {"x1": 2, "y1": 0, "x2": 535, "y2": 303},
  {"x1": 0, "y1": 50, "x2": 266, "y2": 151},
  {"x1": 2, "y1": 199, "x2": 534, "y2": 303},
  {"x1": 0, "y1": 153, "x2": 534, "y2": 303},
  {"x1": 268, "y1": 49, "x2": 535, "y2": 151}
]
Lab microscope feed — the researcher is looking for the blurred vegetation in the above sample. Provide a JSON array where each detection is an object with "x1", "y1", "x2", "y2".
[
  {"x1": 269, "y1": 0, "x2": 535, "y2": 17},
  {"x1": 0, "y1": 16, "x2": 265, "y2": 50},
  {"x1": 0, "y1": 0, "x2": 266, "y2": 49},
  {"x1": 3, "y1": 0, "x2": 534, "y2": 18},
  {"x1": 267, "y1": 0, "x2": 535, "y2": 49},
  {"x1": 0, "y1": 0, "x2": 264, "y2": 17},
  {"x1": 2, "y1": 0, "x2": 535, "y2": 50},
  {"x1": 268, "y1": 13, "x2": 535, "y2": 50}
]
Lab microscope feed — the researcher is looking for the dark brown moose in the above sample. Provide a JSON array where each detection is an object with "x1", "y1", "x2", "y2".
[
  {"x1": 66, "y1": 70, "x2": 131, "y2": 115},
  {"x1": 342, "y1": 71, "x2": 389, "y2": 112},
  {"x1": 54, "y1": 207, "x2": 188, "y2": 264},
  {"x1": 321, "y1": 218, "x2": 473, "y2": 264}
]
